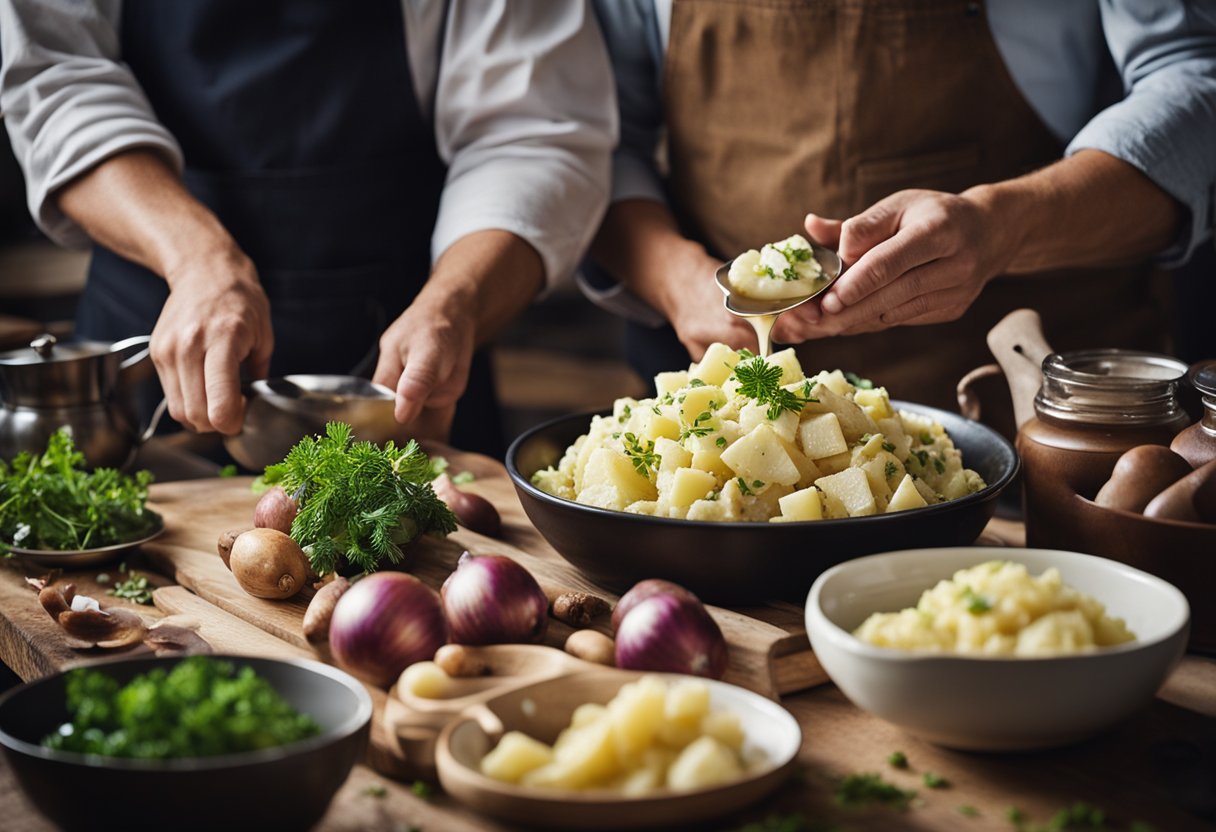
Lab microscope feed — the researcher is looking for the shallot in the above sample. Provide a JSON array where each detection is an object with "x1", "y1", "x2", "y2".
[
  {"x1": 441, "y1": 552, "x2": 548, "y2": 645},
  {"x1": 611, "y1": 578, "x2": 700, "y2": 632},
  {"x1": 614, "y1": 592, "x2": 728, "y2": 679},
  {"x1": 328, "y1": 572, "x2": 448, "y2": 687}
]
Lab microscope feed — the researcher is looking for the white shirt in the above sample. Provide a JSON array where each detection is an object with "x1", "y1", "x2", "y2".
[{"x1": 0, "y1": 0, "x2": 618, "y2": 289}]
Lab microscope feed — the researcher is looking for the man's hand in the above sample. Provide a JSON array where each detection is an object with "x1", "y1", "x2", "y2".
[
  {"x1": 773, "y1": 150, "x2": 1181, "y2": 342},
  {"x1": 773, "y1": 190, "x2": 1012, "y2": 342},
  {"x1": 153, "y1": 249, "x2": 273, "y2": 434},
  {"x1": 372, "y1": 229, "x2": 544, "y2": 441}
]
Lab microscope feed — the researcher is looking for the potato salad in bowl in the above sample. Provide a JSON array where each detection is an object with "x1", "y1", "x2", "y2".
[{"x1": 531, "y1": 343, "x2": 986, "y2": 524}]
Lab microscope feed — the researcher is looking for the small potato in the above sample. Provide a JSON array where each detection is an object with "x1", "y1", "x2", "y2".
[
  {"x1": 433, "y1": 643, "x2": 490, "y2": 678},
  {"x1": 1095, "y1": 445, "x2": 1192, "y2": 513},
  {"x1": 216, "y1": 528, "x2": 248, "y2": 569},
  {"x1": 302, "y1": 576, "x2": 349, "y2": 643},
  {"x1": 564, "y1": 629, "x2": 616, "y2": 666},
  {"x1": 229, "y1": 528, "x2": 310, "y2": 599},
  {"x1": 398, "y1": 661, "x2": 451, "y2": 699}
]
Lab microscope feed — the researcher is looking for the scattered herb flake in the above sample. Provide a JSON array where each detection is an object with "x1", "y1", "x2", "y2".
[
  {"x1": 363, "y1": 784, "x2": 388, "y2": 798},
  {"x1": 881, "y1": 441, "x2": 896, "y2": 453},
  {"x1": 107, "y1": 563, "x2": 153, "y2": 605},
  {"x1": 95, "y1": 572, "x2": 111, "y2": 585},
  {"x1": 844, "y1": 371, "x2": 874, "y2": 390},
  {"x1": 962, "y1": 587, "x2": 992, "y2": 614},
  {"x1": 933, "y1": 457, "x2": 946, "y2": 474},
  {"x1": 957, "y1": 805, "x2": 980, "y2": 817},
  {"x1": 888, "y1": 750, "x2": 908, "y2": 769},
  {"x1": 920, "y1": 431, "x2": 934, "y2": 445},
  {"x1": 834, "y1": 772, "x2": 916, "y2": 810},
  {"x1": 737, "y1": 478, "x2": 755, "y2": 497},
  {"x1": 218, "y1": 464, "x2": 238, "y2": 478},
  {"x1": 410, "y1": 780, "x2": 433, "y2": 799},
  {"x1": 618, "y1": 404, "x2": 632, "y2": 424},
  {"x1": 884, "y1": 461, "x2": 898, "y2": 479},
  {"x1": 1046, "y1": 801, "x2": 1105, "y2": 830},
  {"x1": 922, "y1": 771, "x2": 948, "y2": 789},
  {"x1": 450, "y1": 471, "x2": 475, "y2": 485},
  {"x1": 716, "y1": 436, "x2": 728, "y2": 448},
  {"x1": 688, "y1": 378, "x2": 706, "y2": 387},
  {"x1": 1007, "y1": 807, "x2": 1027, "y2": 824}
]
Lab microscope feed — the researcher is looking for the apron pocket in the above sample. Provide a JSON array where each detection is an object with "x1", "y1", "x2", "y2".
[{"x1": 855, "y1": 144, "x2": 982, "y2": 207}]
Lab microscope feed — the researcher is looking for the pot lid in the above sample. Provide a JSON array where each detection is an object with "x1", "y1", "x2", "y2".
[{"x1": 0, "y1": 334, "x2": 117, "y2": 366}]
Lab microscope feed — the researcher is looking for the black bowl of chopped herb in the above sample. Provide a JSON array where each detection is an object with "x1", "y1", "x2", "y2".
[{"x1": 0, "y1": 655, "x2": 372, "y2": 832}]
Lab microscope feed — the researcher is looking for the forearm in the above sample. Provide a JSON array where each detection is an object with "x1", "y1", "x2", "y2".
[
  {"x1": 55, "y1": 148, "x2": 245, "y2": 283},
  {"x1": 420, "y1": 229, "x2": 545, "y2": 344},
  {"x1": 590, "y1": 198, "x2": 710, "y2": 314},
  {"x1": 967, "y1": 149, "x2": 1182, "y2": 275}
]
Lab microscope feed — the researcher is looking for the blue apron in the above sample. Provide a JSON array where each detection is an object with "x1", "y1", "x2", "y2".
[{"x1": 76, "y1": 0, "x2": 505, "y2": 457}]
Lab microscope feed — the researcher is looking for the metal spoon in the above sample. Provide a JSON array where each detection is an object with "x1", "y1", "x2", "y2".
[{"x1": 714, "y1": 243, "x2": 843, "y2": 357}]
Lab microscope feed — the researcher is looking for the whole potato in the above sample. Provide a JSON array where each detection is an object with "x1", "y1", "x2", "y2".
[
  {"x1": 229, "y1": 528, "x2": 310, "y2": 599},
  {"x1": 1094, "y1": 445, "x2": 1192, "y2": 513}
]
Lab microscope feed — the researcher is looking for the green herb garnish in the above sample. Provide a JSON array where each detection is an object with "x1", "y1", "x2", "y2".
[
  {"x1": 107, "y1": 562, "x2": 153, "y2": 605},
  {"x1": 888, "y1": 750, "x2": 908, "y2": 769},
  {"x1": 844, "y1": 372, "x2": 874, "y2": 390},
  {"x1": 716, "y1": 436, "x2": 728, "y2": 448},
  {"x1": 933, "y1": 457, "x2": 946, "y2": 474},
  {"x1": 450, "y1": 471, "x2": 475, "y2": 485},
  {"x1": 881, "y1": 441, "x2": 896, "y2": 453},
  {"x1": 834, "y1": 772, "x2": 916, "y2": 809},
  {"x1": 688, "y1": 378, "x2": 706, "y2": 388},
  {"x1": 922, "y1": 771, "x2": 948, "y2": 789},
  {"x1": 734, "y1": 356, "x2": 809, "y2": 420},
  {"x1": 622, "y1": 433, "x2": 661, "y2": 479},
  {"x1": 1007, "y1": 806, "x2": 1027, "y2": 824},
  {"x1": 680, "y1": 411, "x2": 715, "y2": 441},
  {"x1": 957, "y1": 805, "x2": 980, "y2": 817},
  {"x1": 1046, "y1": 801, "x2": 1106, "y2": 830},
  {"x1": 363, "y1": 784, "x2": 388, "y2": 798},
  {"x1": 737, "y1": 478, "x2": 755, "y2": 497},
  {"x1": 42, "y1": 656, "x2": 320, "y2": 758},
  {"x1": 884, "y1": 461, "x2": 898, "y2": 480},
  {"x1": 261, "y1": 422, "x2": 455, "y2": 575},
  {"x1": 411, "y1": 780, "x2": 433, "y2": 799},
  {"x1": 962, "y1": 587, "x2": 992, "y2": 614},
  {"x1": 618, "y1": 404, "x2": 632, "y2": 424},
  {"x1": 920, "y1": 431, "x2": 934, "y2": 445},
  {"x1": 0, "y1": 428, "x2": 156, "y2": 552}
]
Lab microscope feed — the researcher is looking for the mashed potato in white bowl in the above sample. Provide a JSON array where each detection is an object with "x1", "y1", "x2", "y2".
[{"x1": 805, "y1": 547, "x2": 1189, "y2": 751}]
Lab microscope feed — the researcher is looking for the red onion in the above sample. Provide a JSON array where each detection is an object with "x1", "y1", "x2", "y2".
[
  {"x1": 328, "y1": 572, "x2": 447, "y2": 687},
  {"x1": 441, "y1": 552, "x2": 548, "y2": 645},
  {"x1": 614, "y1": 593, "x2": 728, "y2": 679},
  {"x1": 253, "y1": 485, "x2": 298, "y2": 534},
  {"x1": 611, "y1": 578, "x2": 701, "y2": 632}
]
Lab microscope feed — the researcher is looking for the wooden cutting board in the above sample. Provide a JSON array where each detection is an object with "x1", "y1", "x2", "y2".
[{"x1": 141, "y1": 449, "x2": 826, "y2": 701}]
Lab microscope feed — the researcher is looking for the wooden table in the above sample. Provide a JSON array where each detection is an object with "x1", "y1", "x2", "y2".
[{"x1": 2, "y1": 452, "x2": 1214, "y2": 832}]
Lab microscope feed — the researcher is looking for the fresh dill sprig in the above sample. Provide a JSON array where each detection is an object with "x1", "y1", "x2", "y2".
[{"x1": 261, "y1": 422, "x2": 456, "y2": 575}]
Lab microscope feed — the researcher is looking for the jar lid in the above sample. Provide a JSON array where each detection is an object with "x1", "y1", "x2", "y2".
[
  {"x1": 0, "y1": 334, "x2": 117, "y2": 366},
  {"x1": 1191, "y1": 360, "x2": 1216, "y2": 398}
]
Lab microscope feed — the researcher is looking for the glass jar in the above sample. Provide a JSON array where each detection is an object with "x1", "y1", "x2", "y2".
[
  {"x1": 1017, "y1": 349, "x2": 1190, "y2": 547},
  {"x1": 1171, "y1": 360, "x2": 1216, "y2": 468}
]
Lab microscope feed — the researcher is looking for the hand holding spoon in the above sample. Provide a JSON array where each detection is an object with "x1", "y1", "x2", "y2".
[{"x1": 714, "y1": 241, "x2": 842, "y2": 358}]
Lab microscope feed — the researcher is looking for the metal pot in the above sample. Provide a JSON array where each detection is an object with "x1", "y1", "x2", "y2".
[{"x1": 0, "y1": 333, "x2": 166, "y2": 469}]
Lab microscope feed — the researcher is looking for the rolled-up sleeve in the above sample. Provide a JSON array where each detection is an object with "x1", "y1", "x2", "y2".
[
  {"x1": 431, "y1": 0, "x2": 616, "y2": 291},
  {"x1": 1066, "y1": 0, "x2": 1216, "y2": 265},
  {"x1": 0, "y1": 0, "x2": 182, "y2": 248}
]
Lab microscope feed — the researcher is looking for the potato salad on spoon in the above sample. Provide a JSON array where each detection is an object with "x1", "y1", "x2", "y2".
[{"x1": 727, "y1": 234, "x2": 827, "y2": 300}]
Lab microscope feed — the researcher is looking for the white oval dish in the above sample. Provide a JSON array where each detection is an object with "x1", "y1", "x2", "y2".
[{"x1": 805, "y1": 547, "x2": 1189, "y2": 751}]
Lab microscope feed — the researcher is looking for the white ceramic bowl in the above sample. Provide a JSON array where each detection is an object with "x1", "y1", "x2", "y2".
[{"x1": 805, "y1": 547, "x2": 1189, "y2": 751}]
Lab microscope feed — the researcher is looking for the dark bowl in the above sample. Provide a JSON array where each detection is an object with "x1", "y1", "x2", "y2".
[
  {"x1": 506, "y1": 401, "x2": 1018, "y2": 605},
  {"x1": 0, "y1": 655, "x2": 372, "y2": 832}
]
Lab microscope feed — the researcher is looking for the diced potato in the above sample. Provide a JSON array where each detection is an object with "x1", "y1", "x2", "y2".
[
  {"x1": 809, "y1": 369, "x2": 852, "y2": 396},
  {"x1": 887, "y1": 474, "x2": 928, "y2": 512},
  {"x1": 618, "y1": 766, "x2": 663, "y2": 797},
  {"x1": 398, "y1": 661, "x2": 450, "y2": 699},
  {"x1": 815, "y1": 467, "x2": 877, "y2": 517},
  {"x1": 685, "y1": 496, "x2": 731, "y2": 521},
  {"x1": 720, "y1": 424, "x2": 800, "y2": 487},
  {"x1": 778, "y1": 437, "x2": 823, "y2": 488},
  {"x1": 913, "y1": 477, "x2": 942, "y2": 504},
  {"x1": 538, "y1": 718, "x2": 619, "y2": 788},
  {"x1": 693, "y1": 343, "x2": 742, "y2": 387},
  {"x1": 679, "y1": 385, "x2": 725, "y2": 426},
  {"x1": 699, "y1": 712, "x2": 745, "y2": 751},
  {"x1": 690, "y1": 448, "x2": 734, "y2": 482},
  {"x1": 654, "y1": 371, "x2": 689, "y2": 397},
  {"x1": 657, "y1": 718, "x2": 701, "y2": 749},
  {"x1": 655, "y1": 437, "x2": 692, "y2": 473},
  {"x1": 638, "y1": 409, "x2": 681, "y2": 442},
  {"x1": 665, "y1": 679, "x2": 711, "y2": 722},
  {"x1": 876, "y1": 415, "x2": 911, "y2": 462},
  {"x1": 668, "y1": 467, "x2": 719, "y2": 509},
  {"x1": 854, "y1": 432, "x2": 886, "y2": 459},
  {"x1": 624, "y1": 500, "x2": 658, "y2": 515},
  {"x1": 814, "y1": 450, "x2": 852, "y2": 476},
  {"x1": 582, "y1": 448, "x2": 657, "y2": 507},
  {"x1": 667, "y1": 736, "x2": 743, "y2": 791},
  {"x1": 740, "y1": 401, "x2": 798, "y2": 443},
  {"x1": 767, "y1": 348, "x2": 804, "y2": 386},
  {"x1": 777, "y1": 485, "x2": 823, "y2": 521},
  {"x1": 854, "y1": 386, "x2": 893, "y2": 420},
  {"x1": 481, "y1": 731, "x2": 555, "y2": 783},
  {"x1": 798, "y1": 413, "x2": 848, "y2": 459},
  {"x1": 570, "y1": 702, "x2": 608, "y2": 728},
  {"x1": 941, "y1": 469, "x2": 971, "y2": 500},
  {"x1": 613, "y1": 398, "x2": 640, "y2": 425},
  {"x1": 608, "y1": 677, "x2": 667, "y2": 759},
  {"x1": 803, "y1": 383, "x2": 877, "y2": 442},
  {"x1": 821, "y1": 489, "x2": 851, "y2": 518}
]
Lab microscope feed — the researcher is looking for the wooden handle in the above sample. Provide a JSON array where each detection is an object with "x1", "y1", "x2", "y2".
[{"x1": 986, "y1": 309, "x2": 1055, "y2": 430}]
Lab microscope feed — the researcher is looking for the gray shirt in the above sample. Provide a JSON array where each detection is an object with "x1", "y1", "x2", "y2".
[{"x1": 595, "y1": 0, "x2": 1216, "y2": 267}]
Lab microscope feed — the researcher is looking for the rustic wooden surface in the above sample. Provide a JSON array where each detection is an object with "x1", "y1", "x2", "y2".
[{"x1": 1, "y1": 449, "x2": 1213, "y2": 832}]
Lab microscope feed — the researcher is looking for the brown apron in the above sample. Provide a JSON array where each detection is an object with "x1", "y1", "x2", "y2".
[{"x1": 662, "y1": 0, "x2": 1166, "y2": 413}]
